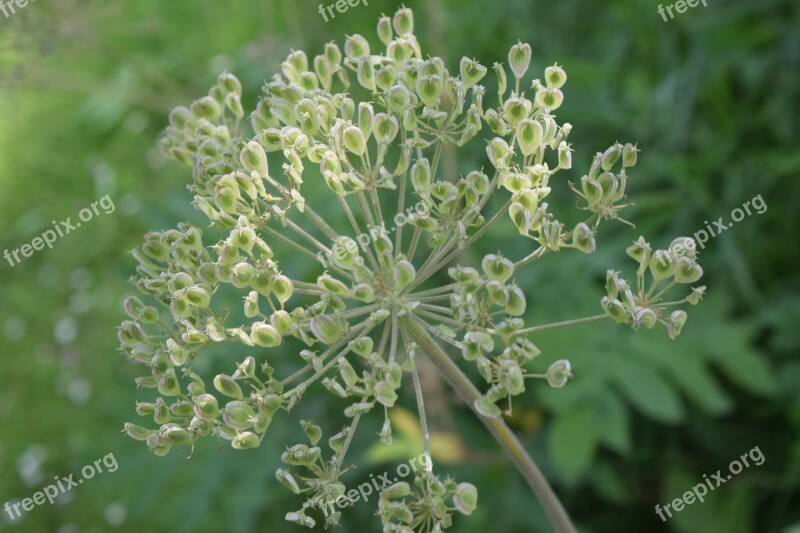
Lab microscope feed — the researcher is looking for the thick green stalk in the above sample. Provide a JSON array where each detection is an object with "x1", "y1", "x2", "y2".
[{"x1": 401, "y1": 317, "x2": 577, "y2": 533}]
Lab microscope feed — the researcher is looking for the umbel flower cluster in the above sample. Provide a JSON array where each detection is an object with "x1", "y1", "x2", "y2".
[{"x1": 120, "y1": 7, "x2": 705, "y2": 531}]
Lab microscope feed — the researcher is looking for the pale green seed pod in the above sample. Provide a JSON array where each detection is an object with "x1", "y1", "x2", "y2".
[
  {"x1": 535, "y1": 88, "x2": 564, "y2": 110},
  {"x1": 572, "y1": 222, "x2": 596, "y2": 254},
  {"x1": 343, "y1": 124, "x2": 367, "y2": 155},
  {"x1": 169, "y1": 106, "x2": 194, "y2": 129},
  {"x1": 516, "y1": 118, "x2": 543, "y2": 156},
  {"x1": 622, "y1": 143, "x2": 639, "y2": 167},
  {"x1": 544, "y1": 64, "x2": 567, "y2": 89},
  {"x1": 377, "y1": 14, "x2": 393, "y2": 45},
  {"x1": 159, "y1": 369, "x2": 181, "y2": 396},
  {"x1": 374, "y1": 381, "x2": 398, "y2": 407},
  {"x1": 486, "y1": 137, "x2": 511, "y2": 169},
  {"x1": 153, "y1": 397, "x2": 172, "y2": 423},
  {"x1": 225, "y1": 92, "x2": 244, "y2": 119},
  {"x1": 350, "y1": 336, "x2": 374, "y2": 358},
  {"x1": 474, "y1": 396, "x2": 502, "y2": 419},
  {"x1": 508, "y1": 41, "x2": 532, "y2": 79},
  {"x1": 272, "y1": 274, "x2": 294, "y2": 304},
  {"x1": 601, "y1": 296, "x2": 629, "y2": 324},
  {"x1": 275, "y1": 468, "x2": 301, "y2": 494},
  {"x1": 460, "y1": 57, "x2": 487, "y2": 90},
  {"x1": 411, "y1": 158, "x2": 432, "y2": 190},
  {"x1": 486, "y1": 280, "x2": 509, "y2": 307},
  {"x1": 545, "y1": 359, "x2": 572, "y2": 388},
  {"x1": 649, "y1": 250, "x2": 675, "y2": 281},
  {"x1": 344, "y1": 34, "x2": 370, "y2": 59},
  {"x1": 416, "y1": 75, "x2": 443, "y2": 108},
  {"x1": 581, "y1": 175, "x2": 604, "y2": 207},
  {"x1": 667, "y1": 310, "x2": 688, "y2": 339},
  {"x1": 230, "y1": 262, "x2": 255, "y2": 288},
  {"x1": 214, "y1": 374, "x2": 244, "y2": 399},
  {"x1": 317, "y1": 273, "x2": 350, "y2": 296},
  {"x1": 285, "y1": 512, "x2": 315, "y2": 528},
  {"x1": 393, "y1": 6, "x2": 414, "y2": 34},
  {"x1": 193, "y1": 394, "x2": 220, "y2": 420},
  {"x1": 244, "y1": 291, "x2": 260, "y2": 318},
  {"x1": 373, "y1": 113, "x2": 399, "y2": 144},
  {"x1": 601, "y1": 143, "x2": 623, "y2": 171},
  {"x1": 383, "y1": 481, "x2": 411, "y2": 499},
  {"x1": 503, "y1": 97, "x2": 532, "y2": 127},
  {"x1": 223, "y1": 401, "x2": 255, "y2": 430},
  {"x1": 338, "y1": 359, "x2": 359, "y2": 389},
  {"x1": 357, "y1": 57, "x2": 377, "y2": 92},
  {"x1": 482, "y1": 253, "x2": 514, "y2": 282},
  {"x1": 358, "y1": 102, "x2": 374, "y2": 140},
  {"x1": 311, "y1": 315, "x2": 342, "y2": 344},
  {"x1": 250, "y1": 270, "x2": 273, "y2": 297},
  {"x1": 232, "y1": 431, "x2": 260, "y2": 450},
  {"x1": 508, "y1": 202, "x2": 532, "y2": 234},
  {"x1": 352, "y1": 283, "x2": 375, "y2": 303},
  {"x1": 191, "y1": 96, "x2": 222, "y2": 121},
  {"x1": 393, "y1": 258, "x2": 416, "y2": 289},
  {"x1": 124, "y1": 423, "x2": 156, "y2": 442},
  {"x1": 484, "y1": 109, "x2": 509, "y2": 135},
  {"x1": 160, "y1": 424, "x2": 193, "y2": 446},
  {"x1": 633, "y1": 307, "x2": 658, "y2": 329},
  {"x1": 493, "y1": 62, "x2": 508, "y2": 99},
  {"x1": 454, "y1": 483, "x2": 479, "y2": 515},
  {"x1": 250, "y1": 322, "x2": 282, "y2": 347},
  {"x1": 558, "y1": 141, "x2": 573, "y2": 169},
  {"x1": 626, "y1": 236, "x2": 652, "y2": 266},
  {"x1": 267, "y1": 310, "x2": 292, "y2": 336},
  {"x1": 687, "y1": 286, "x2": 706, "y2": 305},
  {"x1": 673, "y1": 257, "x2": 703, "y2": 283},
  {"x1": 505, "y1": 285, "x2": 527, "y2": 316},
  {"x1": 240, "y1": 141, "x2": 270, "y2": 178},
  {"x1": 313, "y1": 54, "x2": 333, "y2": 90},
  {"x1": 325, "y1": 42, "x2": 342, "y2": 67},
  {"x1": 376, "y1": 64, "x2": 397, "y2": 90}
]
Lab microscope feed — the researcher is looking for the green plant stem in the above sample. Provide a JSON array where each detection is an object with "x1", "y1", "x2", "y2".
[
  {"x1": 495, "y1": 314, "x2": 609, "y2": 336},
  {"x1": 401, "y1": 317, "x2": 577, "y2": 533}
]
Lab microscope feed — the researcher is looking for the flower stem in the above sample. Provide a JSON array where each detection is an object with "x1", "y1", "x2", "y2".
[
  {"x1": 503, "y1": 314, "x2": 609, "y2": 336},
  {"x1": 401, "y1": 317, "x2": 577, "y2": 533}
]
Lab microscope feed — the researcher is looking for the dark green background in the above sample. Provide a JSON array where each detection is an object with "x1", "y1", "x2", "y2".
[{"x1": 0, "y1": 0, "x2": 798, "y2": 531}]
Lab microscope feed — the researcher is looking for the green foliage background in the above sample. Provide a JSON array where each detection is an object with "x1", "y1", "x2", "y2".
[{"x1": 0, "y1": 0, "x2": 798, "y2": 531}]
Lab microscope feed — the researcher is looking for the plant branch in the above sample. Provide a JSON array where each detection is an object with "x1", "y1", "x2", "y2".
[{"x1": 401, "y1": 317, "x2": 576, "y2": 533}]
